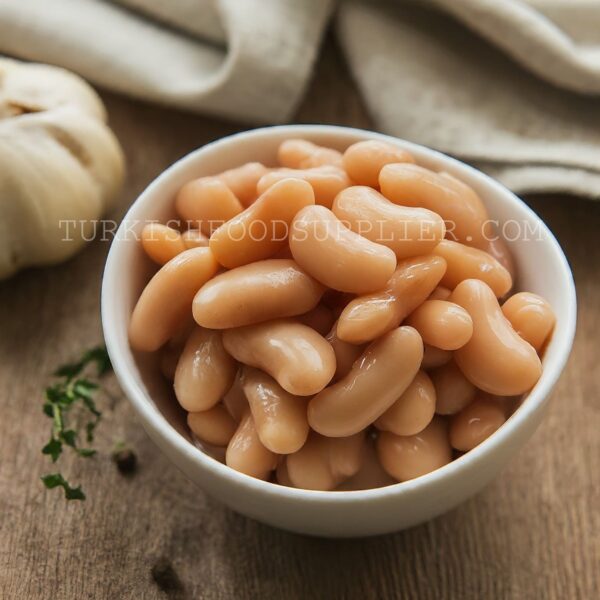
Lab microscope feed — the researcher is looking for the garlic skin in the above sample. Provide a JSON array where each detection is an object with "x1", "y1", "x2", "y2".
[{"x1": 0, "y1": 58, "x2": 125, "y2": 279}]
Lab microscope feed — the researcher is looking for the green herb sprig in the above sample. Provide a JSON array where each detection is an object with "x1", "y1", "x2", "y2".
[{"x1": 41, "y1": 346, "x2": 112, "y2": 501}]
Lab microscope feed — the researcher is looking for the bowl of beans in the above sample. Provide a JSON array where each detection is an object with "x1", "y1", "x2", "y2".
[{"x1": 102, "y1": 125, "x2": 576, "y2": 537}]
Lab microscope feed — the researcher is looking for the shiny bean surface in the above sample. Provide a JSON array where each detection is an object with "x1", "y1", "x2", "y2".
[
  {"x1": 131, "y1": 138, "x2": 555, "y2": 490},
  {"x1": 336, "y1": 255, "x2": 446, "y2": 344},
  {"x1": 430, "y1": 360, "x2": 477, "y2": 415},
  {"x1": 217, "y1": 162, "x2": 268, "y2": 206},
  {"x1": 343, "y1": 140, "x2": 415, "y2": 187},
  {"x1": 438, "y1": 171, "x2": 493, "y2": 246},
  {"x1": 278, "y1": 139, "x2": 343, "y2": 169},
  {"x1": 222, "y1": 319, "x2": 336, "y2": 396},
  {"x1": 210, "y1": 178, "x2": 315, "y2": 269},
  {"x1": 242, "y1": 367, "x2": 309, "y2": 454},
  {"x1": 451, "y1": 279, "x2": 542, "y2": 395},
  {"x1": 193, "y1": 259, "x2": 324, "y2": 329},
  {"x1": 375, "y1": 370, "x2": 436, "y2": 436},
  {"x1": 485, "y1": 235, "x2": 516, "y2": 280},
  {"x1": 290, "y1": 205, "x2": 397, "y2": 294},
  {"x1": 176, "y1": 177, "x2": 243, "y2": 236},
  {"x1": 449, "y1": 396, "x2": 507, "y2": 451},
  {"x1": 226, "y1": 412, "x2": 277, "y2": 480},
  {"x1": 332, "y1": 186, "x2": 445, "y2": 259},
  {"x1": 187, "y1": 405, "x2": 237, "y2": 447},
  {"x1": 379, "y1": 164, "x2": 491, "y2": 248},
  {"x1": 377, "y1": 417, "x2": 452, "y2": 482},
  {"x1": 129, "y1": 247, "x2": 219, "y2": 352},
  {"x1": 174, "y1": 327, "x2": 237, "y2": 412},
  {"x1": 502, "y1": 292, "x2": 556, "y2": 352},
  {"x1": 406, "y1": 299, "x2": 473, "y2": 350},
  {"x1": 181, "y1": 228, "x2": 209, "y2": 249},
  {"x1": 433, "y1": 240, "x2": 512, "y2": 297},
  {"x1": 257, "y1": 166, "x2": 351, "y2": 208},
  {"x1": 141, "y1": 223, "x2": 186, "y2": 265},
  {"x1": 285, "y1": 431, "x2": 365, "y2": 491},
  {"x1": 308, "y1": 326, "x2": 423, "y2": 437}
]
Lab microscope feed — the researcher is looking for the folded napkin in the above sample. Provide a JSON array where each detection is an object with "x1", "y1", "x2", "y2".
[
  {"x1": 2, "y1": 0, "x2": 600, "y2": 197},
  {"x1": 337, "y1": 0, "x2": 600, "y2": 197}
]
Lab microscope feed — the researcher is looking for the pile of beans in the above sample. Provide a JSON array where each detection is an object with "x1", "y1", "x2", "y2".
[{"x1": 129, "y1": 138, "x2": 556, "y2": 491}]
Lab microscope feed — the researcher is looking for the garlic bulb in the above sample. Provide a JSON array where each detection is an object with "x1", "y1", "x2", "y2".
[{"x1": 0, "y1": 58, "x2": 125, "y2": 279}]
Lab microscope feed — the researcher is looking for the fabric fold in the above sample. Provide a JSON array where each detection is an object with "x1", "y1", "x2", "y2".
[
  {"x1": 2, "y1": 0, "x2": 600, "y2": 196},
  {"x1": 336, "y1": 0, "x2": 600, "y2": 197},
  {"x1": 427, "y1": 0, "x2": 600, "y2": 94},
  {"x1": 112, "y1": 0, "x2": 226, "y2": 44},
  {"x1": 0, "y1": 0, "x2": 334, "y2": 122}
]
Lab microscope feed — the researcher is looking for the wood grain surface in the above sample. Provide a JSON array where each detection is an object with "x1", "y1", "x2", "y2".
[{"x1": 1, "y1": 39, "x2": 598, "y2": 600}]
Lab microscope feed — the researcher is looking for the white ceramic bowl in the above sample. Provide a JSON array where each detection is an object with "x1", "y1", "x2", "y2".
[{"x1": 101, "y1": 125, "x2": 576, "y2": 537}]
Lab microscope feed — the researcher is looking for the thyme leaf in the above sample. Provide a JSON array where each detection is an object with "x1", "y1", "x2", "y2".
[{"x1": 41, "y1": 346, "x2": 111, "y2": 501}]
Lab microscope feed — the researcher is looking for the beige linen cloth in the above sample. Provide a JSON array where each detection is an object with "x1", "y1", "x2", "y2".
[{"x1": 2, "y1": 0, "x2": 600, "y2": 196}]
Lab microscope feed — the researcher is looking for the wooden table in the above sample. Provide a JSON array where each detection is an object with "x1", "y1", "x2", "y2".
[{"x1": 1, "y1": 40, "x2": 598, "y2": 599}]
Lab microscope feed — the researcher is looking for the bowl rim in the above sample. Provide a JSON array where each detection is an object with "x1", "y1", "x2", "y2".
[{"x1": 101, "y1": 124, "x2": 577, "y2": 504}]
